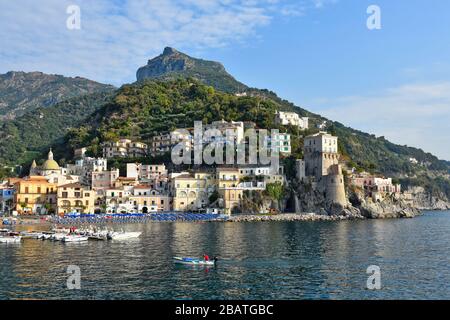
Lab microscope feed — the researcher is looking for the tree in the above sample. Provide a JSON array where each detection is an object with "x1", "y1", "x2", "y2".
[
  {"x1": 265, "y1": 182, "x2": 285, "y2": 212},
  {"x1": 208, "y1": 190, "x2": 220, "y2": 204}
]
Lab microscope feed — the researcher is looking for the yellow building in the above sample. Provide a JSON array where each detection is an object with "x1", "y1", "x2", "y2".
[
  {"x1": 57, "y1": 183, "x2": 96, "y2": 215},
  {"x1": 130, "y1": 185, "x2": 171, "y2": 212},
  {"x1": 172, "y1": 172, "x2": 215, "y2": 211},
  {"x1": 13, "y1": 176, "x2": 57, "y2": 215},
  {"x1": 216, "y1": 167, "x2": 243, "y2": 214}
]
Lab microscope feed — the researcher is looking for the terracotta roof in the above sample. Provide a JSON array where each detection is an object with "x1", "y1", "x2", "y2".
[
  {"x1": 174, "y1": 174, "x2": 195, "y2": 179},
  {"x1": 117, "y1": 177, "x2": 137, "y2": 181},
  {"x1": 134, "y1": 185, "x2": 151, "y2": 189},
  {"x1": 58, "y1": 182, "x2": 84, "y2": 189}
]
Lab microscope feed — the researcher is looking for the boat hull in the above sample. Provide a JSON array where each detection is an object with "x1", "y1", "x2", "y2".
[
  {"x1": 173, "y1": 257, "x2": 215, "y2": 266},
  {"x1": 0, "y1": 236, "x2": 22, "y2": 243},
  {"x1": 62, "y1": 236, "x2": 89, "y2": 243}
]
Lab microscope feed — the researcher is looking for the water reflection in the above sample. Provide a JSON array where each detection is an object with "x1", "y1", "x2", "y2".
[{"x1": 1, "y1": 211, "x2": 449, "y2": 299}]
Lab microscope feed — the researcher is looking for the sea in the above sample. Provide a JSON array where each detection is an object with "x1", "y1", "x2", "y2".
[{"x1": 0, "y1": 210, "x2": 449, "y2": 299}]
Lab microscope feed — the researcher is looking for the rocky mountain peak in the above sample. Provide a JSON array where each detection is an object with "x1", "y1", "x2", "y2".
[
  {"x1": 136, "y1": 47, "x2": 247, "y2": 93},
  {"x1": 162, "y1": 47, "x2": 179, "y2": 55}
]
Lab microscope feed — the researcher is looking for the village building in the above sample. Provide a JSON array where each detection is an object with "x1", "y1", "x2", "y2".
[
  {"x1": 130, "y1": 185, "x2": 171, "y2": 212},
  {"x1": 102, "y1": 139, "x2": 148, "y2": 158},
  {"x1": 126, "y1": 163, "x2": 169, "y2": 191},
  {"x1": 259, "y1": 131, "x2": 291, "y2": 155},
  {"x1": 150, "y1": 130, "x2": 193, "y2": 156},
  {"x1": 57, "y1": 183, "x2": 96, "y2": 214},
  {"x1": 92, "y1": 169, "x2": 120, "y2": 190},
  {"x1": 172, "y1": 172, "x2": 215, "y2": 211},
  {"x1": 104, "y1": 186, "x2": 134, "y2": 214},
  {"x1": 0, "y1": 182, "x2": 14, "y2": 214},
  {"x1": 299, "y1": 131, "x2": 347, "y2": 207},
  {"x1": 275, "y1": 111, "x2": 309, "y2": 129},
  {"x1": 204, "y1": 120, "x2": 245, "y2": 145},
  {"x1": 351, "y1": 172, "x2": 401, "y2": 202},
  {"x1": 13, "y1": 176, "x2": 57, "y2": 214}
]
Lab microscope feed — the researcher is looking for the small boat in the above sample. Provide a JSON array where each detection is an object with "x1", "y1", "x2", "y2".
[
  {"x1": 0, "y1": 232, "x2": 22, "y2": 243},
  {"x1": 88, "y1": 231, "x2": 108, "y2": 240},
  {"x1": 107, "y1": 231, "x2": 142, "y2": 240},
  {"x1": 173, "y1": 257, "x2": 217, "y2": 266},
  {"x1": 20, "y1": 231, "x2": 44, "y2": 239},
  {"x1": 41, "y1": 232, "x2": 56, "y2": 240},
  {"x1": 50, "y1": 233, "x2": 68, "y2": 241},
  {"x1": 62, "y1": 235, "x2": 89, "y2": 243}
]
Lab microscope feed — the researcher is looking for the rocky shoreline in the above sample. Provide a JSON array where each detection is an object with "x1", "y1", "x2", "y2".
[{"x1": 226, "y1": 213, "x2": 362, "y2": 222}]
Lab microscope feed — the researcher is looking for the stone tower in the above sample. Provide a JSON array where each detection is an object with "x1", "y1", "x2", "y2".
[
  {"x1": 325, "y1": 164, "x2": 347, "y2": 207},
  {"x1": 303, "y1": 131, "x2": 339, "y2": 181}
]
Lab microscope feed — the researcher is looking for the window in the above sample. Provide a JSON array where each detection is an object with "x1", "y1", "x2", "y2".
[{"x1": 62, "y1": 192, "x2": 68, "y2": 198}]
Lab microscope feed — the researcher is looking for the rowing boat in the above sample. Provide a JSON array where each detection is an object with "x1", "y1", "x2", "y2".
[{"x1": 173, "y1": 257, "x2": 216, "y2": 266}]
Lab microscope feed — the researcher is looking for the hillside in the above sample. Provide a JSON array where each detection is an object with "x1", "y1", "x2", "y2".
[
  {"x1": 0, "y1": 71, "x2": 114, "y2": 120},
  {"x1": 136, "y1": 47, "x2": 247, "y2": 93},
  {"x1": 0, "y1": 91, "x2": 114, "y2": 165},
  {"x1": 58, "y1": 78, "x2": 449, "y2": 201},
  {"x1": 0, "y1": 48, "x2": 448, "y2": 202}
]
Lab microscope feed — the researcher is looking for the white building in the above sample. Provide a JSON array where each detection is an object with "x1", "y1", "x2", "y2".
[
  {"x1": 150, "y1": 130, "x2": 193, "y2": 156},
  {"x1": 102, "y1": 139, "x2": 148, "y2": 158},
  {"x1": 126, "y1": 163, "x2": 169, "y2": 191},
  {"x1": 204, "y1": 120, "x2": 245, "y2": 145},
  {"x1": 264, "y1": 132, "x2": 291, "y2": 155},
  {"x1": 303, "y1": 131, "x2": 339, "y2": 178},
  {"x1": 275, "y1": 111, "x2": 309, "y2": 129},
  {"x1": 64, "y1": 157, "x2": 108, "y2": 187}
]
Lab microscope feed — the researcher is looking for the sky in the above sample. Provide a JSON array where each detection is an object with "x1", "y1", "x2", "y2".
[{"x1": 0, "y1": 0, "x2": 449, "y2": 160}]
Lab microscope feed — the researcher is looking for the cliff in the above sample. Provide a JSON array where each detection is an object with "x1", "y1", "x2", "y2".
[{"x1": 290, "y1": 180, "x2": 421, "y2": 219}]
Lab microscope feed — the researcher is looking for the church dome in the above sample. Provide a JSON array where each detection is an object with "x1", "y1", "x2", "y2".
[
  {"x1": 41, "y1": 149, "x2": 60, "y2": 171},
  {"x1": 42, "y1": 159, "x2": 60, "y2": 171}
]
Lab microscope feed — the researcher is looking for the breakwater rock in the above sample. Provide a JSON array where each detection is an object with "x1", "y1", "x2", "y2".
[{"x1": 226, "y1": 213, "x2": 363, "y2": 222}]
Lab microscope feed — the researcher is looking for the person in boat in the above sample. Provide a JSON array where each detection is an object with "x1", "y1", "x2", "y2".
[{"x1": 203, "y1": 254, "x2": 209, "y2": 261}]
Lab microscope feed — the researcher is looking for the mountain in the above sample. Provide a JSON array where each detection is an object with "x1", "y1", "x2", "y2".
[
  {"x1": 0, "y1": 48, "x2": 448, "y2": 203},
  {"x1": 136, "y1": 47, "x2": 247, "y2": 93},
  {"x1": 0, "y1": 71, "x2": 114, "y2": 120}
]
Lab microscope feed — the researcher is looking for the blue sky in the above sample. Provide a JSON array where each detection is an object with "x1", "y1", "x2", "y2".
[{"x1": 0, "y1": 0, "x2": 449, "y2": 160}]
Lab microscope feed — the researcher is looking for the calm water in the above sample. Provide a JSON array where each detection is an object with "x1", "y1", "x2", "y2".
[{"x1": 1, "y1": 211, "x2": 449, "y2": 300}]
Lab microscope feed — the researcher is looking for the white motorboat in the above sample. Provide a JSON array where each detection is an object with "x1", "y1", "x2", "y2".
[
  {"x1": 20, "y1": 231, "x2": 44, "y2": 239},
  {"x1": 41, "y1": 232, "x2": 56, "y2": 240},
  {"x1": 0, "y1": 233, "x2": 22, "y2": 243},
  {"x1": 50, "y1": 233, "x2": 68, "y2": 241},
  {"x1": 88, "y1": 230, "x2": 109, "y2": 240},
  {"x1": 107, "y1": 231, "x2": 142, "y2": 240},
  {"x1": 62, "y1": 235, "x2": 89, "y2": 243}
]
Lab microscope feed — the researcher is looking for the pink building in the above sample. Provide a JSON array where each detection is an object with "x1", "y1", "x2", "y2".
[{"x1": 91, "y1": 169, "x2": 119, "y2": 190}]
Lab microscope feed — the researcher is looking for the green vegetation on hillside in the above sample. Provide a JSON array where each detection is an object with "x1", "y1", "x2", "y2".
[
  {"x1": 0, "y1": 71, "x2": 114, "y2": 119},
  {"x1": 0, "y1": 91, "x2": 114, "y2": 165}
]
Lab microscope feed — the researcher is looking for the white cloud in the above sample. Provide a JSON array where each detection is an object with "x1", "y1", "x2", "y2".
[
  {"x1": 0, "y1": 0, "x2": 331, "y2": 86},
  {"x1": 310, "y1": 82, "x2": 450, "y2": 160}
]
